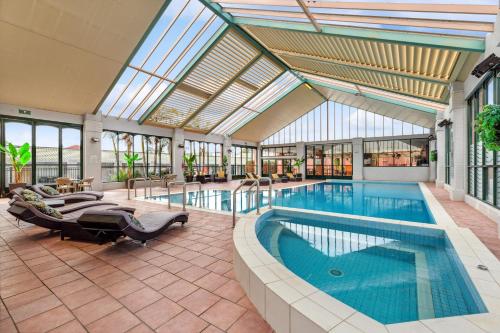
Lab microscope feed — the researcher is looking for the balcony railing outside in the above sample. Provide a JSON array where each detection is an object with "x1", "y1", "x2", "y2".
[{"x1": 4, "y1": 164, "x2": 81, "y2": 185}]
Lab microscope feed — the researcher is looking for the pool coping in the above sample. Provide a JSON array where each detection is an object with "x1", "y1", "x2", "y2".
[{"x1": 233, "y1": 182, "x2": 500, "y2": 333}]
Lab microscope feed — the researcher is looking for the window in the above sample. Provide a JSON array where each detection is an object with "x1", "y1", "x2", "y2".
[
  {"x1": 262, "y1": 99, "x2": 431, "y2": 145},
  {"x1": 305, "y1": 143, "x2": 352, "y2": 178},
  {"x1": 62, "y1": 128, "x2": 81, "y2": 179},
  {"x1": 467, "y1": 71, "x2": 499, "y2": 207},
  {"x1": 184, "y1": 140, "x2": 222, "y2": 175},
  {"x1": 35, "y1": 125, "x2": 58, "y2": 184},
  {"x1": 232, "y1": 145, "x2": 257, "y2": 178},
  {"x1": 1, "y1": 117, "x2": 82, "y2": 192},
  {"x1": 363, "y1": 138, "x2": 429, "y2": 167},
  {"x1": 101, "y1": 130, "x2": 172, "y2": 182}
]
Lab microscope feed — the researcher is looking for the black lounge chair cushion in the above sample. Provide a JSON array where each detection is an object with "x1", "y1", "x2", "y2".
[{"x1": 77, "y1": 210, "x2": 188, "y2": 242}]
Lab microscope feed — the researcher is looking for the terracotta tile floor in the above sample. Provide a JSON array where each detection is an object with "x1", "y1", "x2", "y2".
[
  {"x1": 0, "y1": 180, "x2": 320, "y2": 332},
  {"x1": 426, "y1": 183, "x2": 500, "y2": 259},
  {"x1": 3, "y1": 179, "x2": 497, "y2": 332}
]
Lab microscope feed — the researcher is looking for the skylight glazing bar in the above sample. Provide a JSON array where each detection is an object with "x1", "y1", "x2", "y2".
[
  {"x1": 127, "y1": 16, "x2": 218, "y2": 120},
  {"x1": 115, "y1": 6, "x2": 209, "y2": 119},
  {"x1": 102, "y1": 0, "x2": 193, "y2": 117},
  {"x1": 138, "y1": 24, "x2": 230, "y2": 124}
]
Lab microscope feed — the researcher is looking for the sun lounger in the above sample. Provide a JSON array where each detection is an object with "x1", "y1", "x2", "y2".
[
  {"x1": 77, "y1": 210, "x2": 189, "y2": 245},
  {"x1": 7, "y1": 196, "x2": 135, "y2": 241},
  {"x1": 30, "y1": 184, "x2": 104, "y2": 202}
]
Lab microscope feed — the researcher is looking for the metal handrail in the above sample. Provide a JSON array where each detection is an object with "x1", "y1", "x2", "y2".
[
  {"x1": 232, "y1": 177, "x2": 273, "y2": 228},
  {"x1": 148, "y1": 177, "x2": 164, "y2": 197},
  {"x1": 127, "y1": 177, "x2": 148, "y2": 200},
  {"x1": 233, "y1": 179, "x2": 259, "y2": 228},
  {"x1": 166, "y1": 181, "x2": 202, "y2": 211},
  {"x1": 259, "y1": 177, "x2": 273, "y2": 209},
  {"x1": 167, "y1": 181, "x2": 185, "y2": 209},
  {"x1": 183, "y1": 181, "x2": 202, "y2": 211}
]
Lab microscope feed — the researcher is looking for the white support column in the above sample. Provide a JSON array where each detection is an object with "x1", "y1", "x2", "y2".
[
  {"x1": 172, "y1": 128, "x2": 185, "y2": 181},
  {"x1": 296, "y1": 142, "x2": 305, "y2": 177},
  {"x1": 435, "y1": 111, "x2": 446, "y2": 188},
  {"x1": 352, "y1": 138, "x2": 363, "y2": 180},
  {"x1": 449, "y1": 82, "x2": 467, "y2": 201},
  {"x1": 223, "y1": 136, "x2": 232, "y2": 181},
  {"x1": 256, "y1": 143, "x2": 262, "y2": 176},
  {"x1": 83, "y1": 114, "x2": 103, "y2": 191}
]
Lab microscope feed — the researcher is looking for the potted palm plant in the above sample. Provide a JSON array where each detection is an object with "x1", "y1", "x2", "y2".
[
  {"x1": 183, "y1": 153, "x2": 196, "y2": 182},
  {"x1": 292, "y1": 157, "x2": 305, "y2": 177},
  {"x1": 123, "y1": 152, "x2": 141, "y2": 188},
  {"x1": 0, "y1": 142, "x2": 31, "y2": 190},
  {"x1": 222, "y1": 154, "x2": 229, "y2": 176}
]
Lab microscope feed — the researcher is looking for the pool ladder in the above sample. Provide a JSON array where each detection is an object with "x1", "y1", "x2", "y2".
[{"x1": 232, "y1": 177, "x2": 272, "y2": 228}]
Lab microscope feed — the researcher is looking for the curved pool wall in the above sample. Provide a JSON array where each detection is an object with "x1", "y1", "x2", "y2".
[
  {"x1": 233, "y1": 207, "x2": 500, "y2": 333},
  {"x1": 255, "y1": 210, "x2": 486, "y2": 324}
]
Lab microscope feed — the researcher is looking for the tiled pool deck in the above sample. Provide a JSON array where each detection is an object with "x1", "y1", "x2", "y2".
[{"x1": 0, "y1": 180, "x2": 498, "y2": 332}]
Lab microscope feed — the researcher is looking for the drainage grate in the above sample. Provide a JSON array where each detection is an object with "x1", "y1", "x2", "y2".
[{"x1": 329, "y1": 268, "x2": 343, "y2": 277}]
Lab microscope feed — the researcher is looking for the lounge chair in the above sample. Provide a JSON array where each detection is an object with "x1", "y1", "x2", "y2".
[
  {"x1": 30, "y1": 184, "x2": 104, "y2": 202},
  {"x1": 286, "y1": 173, "x2": 298, "y2": 181},
  {"x1": 214, "y1": 170, "x2": 227, "y2": 183},
  {"x1": 7, "y1": 196, "x2": 135, "y2": 241},
  {"x1": 251, "y1": 172, "x2": 272, "y2": 185},
  {"x1": 77, "y1": 210, "x2": 188, "y2": 245},
  {"x1": 271, "y1": 173, "x2": 283, "y2": 183}
]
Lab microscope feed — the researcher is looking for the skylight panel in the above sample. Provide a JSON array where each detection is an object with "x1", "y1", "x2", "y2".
[
  {"x1": 210, "y1": 71, "x2": 301, "y2": 135},
  {"x1": 98, "y1": 0, "x2": 226, "y2": 120}
]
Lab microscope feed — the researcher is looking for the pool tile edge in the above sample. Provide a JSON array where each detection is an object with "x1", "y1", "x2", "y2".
[{"x1": 234, "y1": 208, "x2": 500, "y2": 333}]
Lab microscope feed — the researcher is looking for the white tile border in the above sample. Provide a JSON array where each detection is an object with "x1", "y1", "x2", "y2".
[{"x1": 233, "y1": 183, "x2": 500, "y2": 333}]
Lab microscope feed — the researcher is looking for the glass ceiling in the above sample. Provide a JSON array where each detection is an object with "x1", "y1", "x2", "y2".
[
  {"x1": 99, "y1": 0, "x2": 226, "y2": 120},
  {"x1": 96, "y1": 0, "x2": 496, "y2": 139},
  {"x1": 211, "y1": 71, "x2": 301, "y2": 135},
  {"x1": 216, "y1": 0, "x2": 498, "y2": 37},
  {"x1": 261, "y1": 99, "x2": 430, "y2": 146}
]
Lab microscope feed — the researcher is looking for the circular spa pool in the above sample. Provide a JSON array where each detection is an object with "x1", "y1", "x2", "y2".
[{"x1": 255, "y1": 210, "x2": 486, "y2": 325}]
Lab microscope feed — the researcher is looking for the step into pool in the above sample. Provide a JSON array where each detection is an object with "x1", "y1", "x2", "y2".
[
  {"x1": 147, "y1": 181, "x2": 434, "y2": 223},
  {"x1": 256, "y1": 210, "x2": 486, "y2": 324}
]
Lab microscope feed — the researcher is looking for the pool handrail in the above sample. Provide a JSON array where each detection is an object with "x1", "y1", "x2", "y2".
[
  {"x1": 233, "y1": 179, "x2": 258, "y2": 228},
  {"x1": 167, "y1": 181, "x2": 184, "y2": 210},
  {"x1": 166, "y1": 180, "x2": 202, "y2": 211},
  {"x1": 183, "y1": 181, "x2": 202, "y2": 210},
  {"x1": 259, "y1": 177, "x2": 273, "y2": 209},
  {"x1": 127, "y1": 177, "x2": 149, "y2": 200}
]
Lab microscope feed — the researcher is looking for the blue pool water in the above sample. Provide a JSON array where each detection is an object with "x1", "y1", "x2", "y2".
[
  {"x1": 148, "y1": 181, "x2": 434, "y2": 223},
  {"x1": 256, "y1": 210, "x2": 486, "y2": 324}
]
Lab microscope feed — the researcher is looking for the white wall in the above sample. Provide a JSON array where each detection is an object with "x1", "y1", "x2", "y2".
[
  {"x1": 0, "y1": 103, "x2": 83, "y2": 124},
  {"x1": 363, "y1": 167, "x2": 430, "y2": 182}
]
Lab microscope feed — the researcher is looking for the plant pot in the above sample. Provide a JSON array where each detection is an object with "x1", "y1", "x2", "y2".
[
  {"x1": 185, "y1": 175, "x2": 194, "y2": 183},
  {"x1": 295, "y1": 173, "x2": 302, "y2": 178},
  {"x1": 9, "y1": 183, "x2": 26, "y2": 191},
  {"x1": 126, "y1": 179, "x2": 135, "y2": 189}
]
